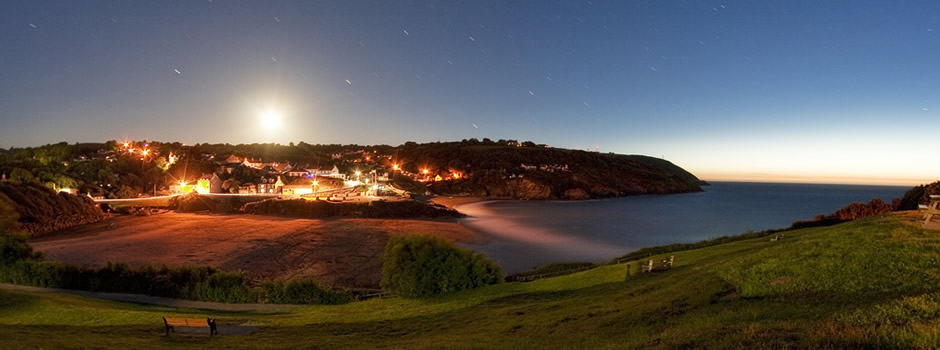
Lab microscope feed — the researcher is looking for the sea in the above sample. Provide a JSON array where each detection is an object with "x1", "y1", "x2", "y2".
[{"x1": 457, "y1": 181, "x2": 909, "y2": 273}]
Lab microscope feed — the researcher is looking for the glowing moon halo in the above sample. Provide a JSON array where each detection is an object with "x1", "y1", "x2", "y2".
[{"x1": 260, "y1": 109, "x2": 283, "y2": 130}]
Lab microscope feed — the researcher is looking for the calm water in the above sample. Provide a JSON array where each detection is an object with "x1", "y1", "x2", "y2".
[{"x1": 458, "y1": 182, "x2": 908, "y2": 273}]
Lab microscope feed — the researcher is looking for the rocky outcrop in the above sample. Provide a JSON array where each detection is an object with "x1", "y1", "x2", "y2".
[
  {"x1": 485, "y1": 178, "x2": 553, "y2": 200},
  {"x1": 562, "y1": 188, "x2": 591, "y2": 200}
]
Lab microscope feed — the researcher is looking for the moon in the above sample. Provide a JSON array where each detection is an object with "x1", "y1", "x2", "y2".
[{"x1": 260, "y1": 109, "x2": 282, "y2": 130}]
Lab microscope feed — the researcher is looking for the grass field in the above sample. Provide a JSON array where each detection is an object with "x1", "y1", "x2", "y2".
[{"x1": 2, "y1": 213, "x2": 939, "y2": 349}]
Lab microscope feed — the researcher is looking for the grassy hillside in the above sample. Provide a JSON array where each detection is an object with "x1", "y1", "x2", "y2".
[{"x1": 1, "y1": 213, "x2": 939, "y2": 349}]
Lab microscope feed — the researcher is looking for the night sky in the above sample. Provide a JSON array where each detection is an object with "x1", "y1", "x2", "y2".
[{"x1": 2, "y1": 1, "x2": 939, "y2": 185}]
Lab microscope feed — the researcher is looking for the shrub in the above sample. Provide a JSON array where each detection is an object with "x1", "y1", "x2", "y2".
[
  {"x1": 897, "y1": 181, "x2": 940, "y2": 210},
  {"x1": 381, "y1": 234, "x2": 502, "y2": 297},
  {"x1": 0, "y1": 234, "x2": 41, "y2": 264},
  {"x1": 263, "y1": 279, "x2": 350, "y2": 305}
]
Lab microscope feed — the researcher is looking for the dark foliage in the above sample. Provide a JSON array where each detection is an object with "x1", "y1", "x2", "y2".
[
  {"x1": 507, "y1": 262, "x2": 596, "y2": 281},
  {"x1": 790, "y1": 198, "x2": 897, "y2": 229},
  {"x1": 0, "y1": 234, "x2": 41, "y2": 264},
  {"x1": 0, "y1": 183, "x2": 104, "y2": 236},
  {"x1": 263, "y1": 279, "x2": 351, "y2": 305},
  {"x1": 897, "y1": 181, "x2": 940, "y2": 210},
  {"x1": 381, "y1": 234, "x2": 503, "y2": 297}
]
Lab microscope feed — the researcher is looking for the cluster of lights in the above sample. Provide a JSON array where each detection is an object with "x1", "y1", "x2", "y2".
[{"x1": 121, "y1": 141, "x2": 156, "y2": 161}]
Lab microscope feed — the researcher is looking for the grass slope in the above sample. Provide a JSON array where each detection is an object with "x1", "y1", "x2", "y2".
[{"x1": 1, "y1": 213, "x2": 939, "y2": 349}]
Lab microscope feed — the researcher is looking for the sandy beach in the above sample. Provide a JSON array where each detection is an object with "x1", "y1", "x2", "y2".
[
  {"x1": 430, "y1": 196, "x2": 488, "y2": 210},
  {"x1": 31, "y1": 212, "x2": 484, "y2": 289}
]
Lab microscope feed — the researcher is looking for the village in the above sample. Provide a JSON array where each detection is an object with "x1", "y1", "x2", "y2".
[{"x1": 0, "y1": 139, "x2": 579, "y2": 203}]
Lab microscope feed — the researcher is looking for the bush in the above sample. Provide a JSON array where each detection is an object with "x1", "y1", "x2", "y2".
[
  {"x1": 897, "y1": 181, "x2": 940, "y2": 210},
  {"x1": 0, "y1": 234, "x2": 41, "y2": 264},
  {"x1": 381, "y1": 234, "x2": 502, "y2": 297},
  {"x1": 263, "y1": 278, "x2": 350, "y2": 305}
]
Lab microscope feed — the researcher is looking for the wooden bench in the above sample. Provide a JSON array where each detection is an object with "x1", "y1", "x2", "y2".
[
  {"x1": 163, "y1": 317, "x2": 218, "y2": 336},
  {"x1": 922, "y1": 195, "x2": 940, "y2": 228}
]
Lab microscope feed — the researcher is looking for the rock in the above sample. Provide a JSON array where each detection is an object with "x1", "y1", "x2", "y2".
[{"x1": 562, "y1": 188, "x2": 590, "y2": 200}]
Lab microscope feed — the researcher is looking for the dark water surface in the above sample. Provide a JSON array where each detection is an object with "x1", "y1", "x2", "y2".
[{"x1": 458, "y1": 181, "x2": 908, "y2": 273}]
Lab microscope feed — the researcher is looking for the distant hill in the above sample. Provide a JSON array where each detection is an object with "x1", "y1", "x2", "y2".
[{"x1": 394, "y1": 141, "x2": 704, "y2": 199}]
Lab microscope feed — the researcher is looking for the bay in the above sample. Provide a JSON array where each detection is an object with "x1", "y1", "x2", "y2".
[{"x1": 458, "y1": 181, "x2": 909, "y2": 273}]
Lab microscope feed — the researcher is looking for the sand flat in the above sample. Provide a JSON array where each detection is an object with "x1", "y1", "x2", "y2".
[{"x1": 32, "y1": 212, "x2": 484, "y2": 289}]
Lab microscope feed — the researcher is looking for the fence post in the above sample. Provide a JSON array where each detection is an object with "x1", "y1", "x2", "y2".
[{"x1": 624, "y1": 263, "x2": 631, "y2": 281}]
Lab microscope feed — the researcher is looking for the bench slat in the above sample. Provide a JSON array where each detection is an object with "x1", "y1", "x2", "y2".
[{"x1": 165, "y1": 318, "x2": 209, "y2": 327}]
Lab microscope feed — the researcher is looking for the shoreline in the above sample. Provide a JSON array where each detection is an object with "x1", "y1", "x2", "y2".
[{"x1": 430, "y1": 196, "x2": 490, "y2": 212}]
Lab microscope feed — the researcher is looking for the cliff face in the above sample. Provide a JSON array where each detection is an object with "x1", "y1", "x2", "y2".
[
  {"x1": 486, "y1": 178, "x2": 554, "y2": 200},
  {"x1": 0, "y1": 183, "x2": 105, "y2": 237}
]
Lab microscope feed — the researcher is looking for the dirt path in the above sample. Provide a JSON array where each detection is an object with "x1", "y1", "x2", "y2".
[
  {"x1": 0, "y1": 283, "x2": 298, "y2": 312},
  {"x1": 32, "y1": 212, "x2": 484, "y2": 289}
]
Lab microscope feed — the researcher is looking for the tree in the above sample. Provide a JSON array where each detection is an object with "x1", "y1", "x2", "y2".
[
  {"x1": 222, "y1": 178, "x2": 241, "y2": 194},
  {"x1": 8, "y1": 168, "x2": 34, "y2": 184}
]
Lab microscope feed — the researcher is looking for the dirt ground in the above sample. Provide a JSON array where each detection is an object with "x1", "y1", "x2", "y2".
[{"x1": 31, "y1": 213, "x2": 485, "y2": 289}]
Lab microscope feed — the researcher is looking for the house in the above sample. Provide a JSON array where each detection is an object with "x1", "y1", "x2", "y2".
[
  {"x1": 257, "y1": 176, "x2": 283, "y2": 194},
  {"x1": 287, "y1": 167, "x2": 312, "y2": 178},
  {"x1": 238, "y1": 183, "x2": 257, "y2": 194},
  {"x1": 263, "y1": 162, "x2": 289, "y2": 173},
  {"x1": 312, "y1": 165, "x2": 344, "y2": 179},
  {"x1": 242, "y1": 158, "x2": 264, "y2": 169},
  {"x1": 196, "y1": 173, "x2": 223, "y2": 194},
  {"x1": 376, "y1": 171, "x2": 389, "y2": 182},
  {"x1": 222, "y1": 154, "x2": 243, "y2": 164},
  {"x1": 282, "y1": 178, "x2": 315, "y2": 196}
]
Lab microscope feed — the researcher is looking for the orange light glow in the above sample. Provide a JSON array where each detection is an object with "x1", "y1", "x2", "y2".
[
  {"x1": 422, "y1": 169, "x2": 429, "y2": 174},
  {"x1": 392, "y1": 164, "x2": 399, "y2": 170}
]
